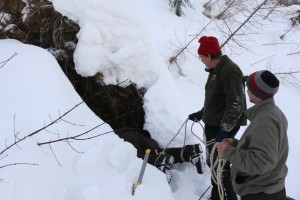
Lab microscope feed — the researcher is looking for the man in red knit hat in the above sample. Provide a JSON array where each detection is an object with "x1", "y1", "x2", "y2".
[{"x1": 188, "y1": 36, "x2": 247, "y2": 200}]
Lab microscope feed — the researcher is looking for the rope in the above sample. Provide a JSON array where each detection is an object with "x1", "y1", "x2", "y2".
[
  {"x1": 179, "y1": 119, "x2": 188, "y2": 162},
  {"x1": 154, "y1": 118, "x2": 189, "y2": 166},
  {"x1": 154, "y1": 118, "x2": 203, "y2": 165},
  {"x1": 210, "y1": 142, "x2": 226, "y2": 200},
  {"x1": 190, "y1": 120, "x2": 227, "y2": 200},
  {"x1": 155, "y1": 118, "x2": 213, "y2": 165},
  {"x1": 180, "y1": 120, "x2": 226, "y2": 200},
  {"x1": 190, "y1": 121, "x2": 216, "y2": 146},
  {"x1": 154, "y1": 118, "x2": 226, "y2": 200}
]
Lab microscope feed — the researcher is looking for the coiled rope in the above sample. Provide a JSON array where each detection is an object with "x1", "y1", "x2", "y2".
[
  {"x1": 155, "y1": 119, "x2": 226, "y2": 200},
  {"x1": 210, "y1": 142, "x2": 226, "y2": 200},
  {"x1": 190, "y1": 121, "x2": 226, "y2": 200}
]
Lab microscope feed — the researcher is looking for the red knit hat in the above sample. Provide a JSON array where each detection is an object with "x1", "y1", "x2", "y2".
[{"x1": 198, "y1": 36, "x2": 221, "y2": 55}]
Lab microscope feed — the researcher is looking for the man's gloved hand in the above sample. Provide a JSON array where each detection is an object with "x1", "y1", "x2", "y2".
[
  {"x1": 188, "y1": 110, "x2": 203, "y2": 122},
  {"x1": 215, "y1": 130, "x2": 228, "y2": 142}
]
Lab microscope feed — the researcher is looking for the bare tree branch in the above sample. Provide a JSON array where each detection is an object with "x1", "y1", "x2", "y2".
[
  {"x1": 169, "y1": 19, "x2": 215, "y2": 64},
  {"x1": 287, "y1": 51, "x2": 300, "y2": 56},
  {"x1": 269, "y1": 66, "x2": 300, "y2": 88},
  {"x1": 0, "y1": 162, "x2": 38, "y2": 169},
  {"x1": 0, "y1": 52, "x2": 18, "y2": 69},
  {"x1": 263, "y1": 1, "x2": 279, "y2": 20},
  {"x1": 221, "y1": 0, "x2": 268, "y2": 47},
  {"x1": 0, "y1": 100, "x2": 85, "y2": 156},
  {"x1": 250, "y1": 54, "x2": 276, "y2": 66},
  {"x1": 49, "y1": 143, "x2": 61, "y2": 166},
  {"x1": 37, "y1": 107, "x2": 142, "y2": 146},
  {"x1": 216, "y1": 0, "x2": 236, "y2": 19}
]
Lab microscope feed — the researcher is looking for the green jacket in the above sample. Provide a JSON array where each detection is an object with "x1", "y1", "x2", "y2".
[
  {"x1": 223, "y1": 98, "x2": 289, "y2": 196},
  {"x1": 202, "y1": 55, "x2": 246, "y2": 132}
]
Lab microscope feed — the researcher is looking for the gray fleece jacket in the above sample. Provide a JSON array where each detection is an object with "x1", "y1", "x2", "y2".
[{"x1": 223, "y1": 98, "x2": 288, "y2": 196}]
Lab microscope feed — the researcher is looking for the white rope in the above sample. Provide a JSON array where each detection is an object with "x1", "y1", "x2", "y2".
[
  {"x1": 154, "y1": 118, "x2": 226, "y2": 200},
  {"x1": 154, "y1": 118, "x2": 188, "y2": 166},
  {"x1": 188, "y1": 120, "x2": 228, "y2": 200},
  {"x1": 155, "y1": 118, "x2": 205, "y2": 165},
  {"x1": 186, "y1": 120, "x2": 227, "y2": 199},
  {"x1": 162, "y1": 118, "x2": 189, "y2": 150},
  {"x1": 210, "y1": 142, "x2": 227, "y2": 200},
  {"x1": 190, "y1": 121, "x2": 215, "y2": 146}
]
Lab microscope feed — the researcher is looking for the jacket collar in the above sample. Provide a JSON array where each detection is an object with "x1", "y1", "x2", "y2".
[
  {"x1": 244, "y1": 98, "x2": 275, "y2": 121},
  {"x1": 204, "y1": 55, "x2": 229, "y2": 73}
]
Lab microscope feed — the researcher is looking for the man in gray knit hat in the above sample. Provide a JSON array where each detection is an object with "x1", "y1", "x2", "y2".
[{"x1": 217, "y1": 70, "x2": 289, "y2": 200}]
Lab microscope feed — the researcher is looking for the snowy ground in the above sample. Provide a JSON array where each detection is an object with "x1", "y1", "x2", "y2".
[{"x1": 1, "y1": 0, "x2": 300, "y2": 199}]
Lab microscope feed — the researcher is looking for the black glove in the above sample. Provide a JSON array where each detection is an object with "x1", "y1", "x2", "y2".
[
  {"x1": 242, "y1": 75, "x2": 249, "y2": 83},
  {"x1": 188, "y1": 110, "x2": 203, "y2": 122},
  {"x1": 215, "y1": 130, "x2": 228, "y2": 142}
]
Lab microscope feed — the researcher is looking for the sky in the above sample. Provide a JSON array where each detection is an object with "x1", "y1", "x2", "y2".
[{"x1": 0, "y1": 0, "x2": 300, "y2": 199}]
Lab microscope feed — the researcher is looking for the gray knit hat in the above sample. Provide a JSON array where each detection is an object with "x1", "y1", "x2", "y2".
[{"x1": 246, "y1": 70, "x2": 279, "y2": 100}]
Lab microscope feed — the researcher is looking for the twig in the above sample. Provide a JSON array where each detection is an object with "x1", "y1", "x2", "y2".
[
  {"x1": 262, "y1": 43, "x2": 300, "y2": 45},
  {"x1": 60, "y1": 118, "x2": 86, "y2": 126},
  {"x1": 37, "y1": 106, "x2": 143, "y2": 145},
  {"x1": 169, "y1": 19, "x2": 215, "y2": 64},
  {"x1": 0, "y1": 162, "x2": 38, "y2": 169},
  {"x1": 0, "y1": 12, "x2": 4, "y2": 23},
  {"x1": 66, "y1": 139, "x2": 83, "y2": 154},
  {"x1": 0, "y1": 79, "x2": 129, "y2": 157},
  {"x1": 250, "y1": 54, "x2": 276, "y2": 66},
  {"x1": 221, "y1": 0, "x2": 268, "y2": 47},
  {"x1": 216, "y1": 0, "x2": 235, "y2": 19},
  {"x1": 0, "y1": 52, "x2": 18, "y2": 69},
  {"x1": 274, "y1": 71, "x2": 300, "y2": 75},
  {"x1": 287, "y1": 51, "x2": 300, "y2": 56},
  {"x1": 0, "y1": 100, "x2": 85, "y2": 156},
  {"x1": 49, "y1": 143, "x2": 61, "y2": 166},
  {"x1": 263, "y1": 1, "x2": 279, "y2": 20}
]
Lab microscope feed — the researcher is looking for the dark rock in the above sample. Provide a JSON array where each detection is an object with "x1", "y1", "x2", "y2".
[{"x1": 0, "y1": 0, "x2": 145, "y2": 130}]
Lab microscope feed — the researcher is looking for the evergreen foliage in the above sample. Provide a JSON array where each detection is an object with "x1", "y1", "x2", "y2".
[{"x1": 168, "y1": 0, "x2": 193, "y2": 16}]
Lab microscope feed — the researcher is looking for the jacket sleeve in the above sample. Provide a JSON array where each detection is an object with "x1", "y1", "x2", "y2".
[
  {"x1": 220, "y1": 72, "x2": 246, "y2": 132},
  {"x1": 223, "y1": 119, "x2": 279, "y2": 174}
]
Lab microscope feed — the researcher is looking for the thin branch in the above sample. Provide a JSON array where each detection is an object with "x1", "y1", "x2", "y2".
[
  {"x1": 169, "y1": 19, "x2": 215, "y2": 64},
  {"x1": 287, "y1": 51, "x2": 300, "y2": 56},
  {"x1": 73, "y1": 130, "x2": 113, "y2": 140},
  {"x1": 216, "y1": 0, "x2": 236, "y2": 19},
  {"x1": 0, "y1": 100, "x2": 85, "y2": 156},
  {"x1": 66, "y1": 139, "x2": 84, "y2": 154},
  {"x1": 60, "y1": 118, "x2": 86, "y2": 126},
  {"x1": 272, "y1": 68, "x2": 300, "y2": 88},
  {"x1": 49, "y1": 143, "x2": 61, "y2": 166},
  {"x1": 0, "y1": 52, "x2": 18, "y2": 69},
  {"x1": 0, "y1": 154, "x2": 8, "y2": 161},
  {"x1": 0, "y1": 162, "x2": 38, "y2": 169},
  {"x1": 0, "y1": 12, "x2": 5, "y2": 25},
  {"x1": 37, "y1": 106, "x2": 143, "y2": 146},
  {"x1": 262, "y1": 43, "x2": 300, "y2": 45},
  {"x1": 263, "y1": 1, "x2": 279, "y2": 20},
  {"x1": 250, "y1": 54, "x2": 276, "y2": 66},
  {"x1": 221, "y1": 0, "x2": 268, "y2": 47},
  {"x1": 13, "y1": 114, "x2": 22, "y2": 149},
  {"x1": 274, "y1": 70, "x2": 300, "y2": 75}
]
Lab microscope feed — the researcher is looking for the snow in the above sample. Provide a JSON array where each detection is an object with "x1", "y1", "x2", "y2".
[{"x1": 1, "y1": 0, "x2": 300, "y2": 199}]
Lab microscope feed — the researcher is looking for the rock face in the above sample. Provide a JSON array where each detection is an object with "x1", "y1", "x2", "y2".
[{"x1": 0, "y1": 0, "x2": 145, "y2": 130}]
